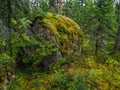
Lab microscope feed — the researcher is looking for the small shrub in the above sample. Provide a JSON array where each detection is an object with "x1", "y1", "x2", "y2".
[
  {"x1": 50, "y1": 58, "x2": 68, "y2": 71},
  {"x1": 50, "y1": 72, "x2": 88, "y2": 90}
]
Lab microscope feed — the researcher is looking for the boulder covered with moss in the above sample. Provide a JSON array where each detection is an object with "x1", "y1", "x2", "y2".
[
  {"x1": 16, "y1": 12, "x2": 83, "y2": 71},
  {"x1": 30, "y1": 12, "x2": 83, "y2": 56}
]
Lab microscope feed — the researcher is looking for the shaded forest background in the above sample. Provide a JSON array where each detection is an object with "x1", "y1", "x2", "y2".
[{"x1": 0, "y1": 0, "x2": 120, "y2": 90}]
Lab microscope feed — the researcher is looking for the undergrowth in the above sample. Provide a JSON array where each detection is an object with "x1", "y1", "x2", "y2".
[{"x1": 7, "y1": 54, "x2": 120, "y2": 90}]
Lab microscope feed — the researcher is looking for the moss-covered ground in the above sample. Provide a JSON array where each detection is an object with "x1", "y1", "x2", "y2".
[{"x1": 7, "y1": 54, "x2": 120, "y2": 90}]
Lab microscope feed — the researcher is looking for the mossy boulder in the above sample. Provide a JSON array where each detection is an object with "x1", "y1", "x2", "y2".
[
  {"x1": 30, "y1": 12, "x2": 83, "y2": 56},
  {"x1": 16, "y1": 12, "x2": 83, "y2": 71}
]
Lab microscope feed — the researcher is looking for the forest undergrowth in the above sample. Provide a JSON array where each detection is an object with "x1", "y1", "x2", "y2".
[{"x1": 7, "y1": 53, "x2": 120, "y2": 90}]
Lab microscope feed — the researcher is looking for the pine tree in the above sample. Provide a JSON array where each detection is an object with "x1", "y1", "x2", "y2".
[
  {"x1": 62, "y1": 0, "x2": 73, "y2": 16},
  {"x1": 49, "y1": 0, "x2": 58, "y2": 13},
  {"x1": 114, "y1": 1, "x2": 120, "y2": 51},
  {"x1": 93, "y1": 0, "x2": 117, "y2": 54}
]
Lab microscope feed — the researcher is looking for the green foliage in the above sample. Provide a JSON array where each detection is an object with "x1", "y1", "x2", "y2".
[
  {"x1": 0, "y1": 53, "x2": 14, "y2": 89},
  {"x1": 105, "y1": 57, "x2": 119, "y2": 67},
  {"x1": 48, "y1": 72, "x2": 88, "y2": 90},
  {"x1": 0, "y1": 19, "x2": 8, "y2": 51},
  {"x1": 73, "y1": 75, "x2": 88, "y2": 90},
  {"x1": 50, "y1": 58, "x2": 68, "y2": 71},
  {"x1": 21, "y1": 40, "x2": 58, "y2": 70},
  {"x1": 112, "y1": 51, "x2": 120, "y2": 62},
  {"x1": 31, "y1": 41, "x2": 58, "y2": 60},
  {"x1": 0, "y1": 53, "x2": 14, "y2": 70}
]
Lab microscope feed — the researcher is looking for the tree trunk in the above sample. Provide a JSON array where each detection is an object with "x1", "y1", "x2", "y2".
[
  {"x1": 95, "y1": 1, "x2": 102, "y2": 55},
  {"x1": 114, "y1": 2, "x2": 120, "y2": 51},
  {"x1": 7, "y1": 0, "x2": 12, "y2": 56},
  {"x1": 114, "y1": 19, "x2": 120, "y2": 51},
  {"x1": 58, "y1": 0, "x2": 62, "y2": 14},
  {"x1": 7, "y1": 0, "x2": 12, "y2": 28}
]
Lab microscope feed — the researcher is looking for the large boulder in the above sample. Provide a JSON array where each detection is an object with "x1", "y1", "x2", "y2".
[
  {"x1": 16, "y1": 12, "x2": 83, "y2": 71},
  {"x1": 30, "y1": 12, "x2": 83, "y2": 56}
]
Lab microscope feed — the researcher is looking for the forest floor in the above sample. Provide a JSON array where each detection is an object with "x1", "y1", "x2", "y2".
[{"x1": 7, "y1": 54, "x2": 120, "y2": 90}]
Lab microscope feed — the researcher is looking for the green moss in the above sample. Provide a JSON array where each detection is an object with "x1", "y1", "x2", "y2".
[{"x1": 35, "y1": 13, "x2": 83, "y2": 56}]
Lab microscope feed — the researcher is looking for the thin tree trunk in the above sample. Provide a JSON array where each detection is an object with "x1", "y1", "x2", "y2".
[
  {"x1": 114, "y1": 19, "x2": 120, "y2": 51},
  {"x1": 95, "y1": 39, "x2": 98, "y2": 55},
  {"x1": 7, "y1": 0, "x2": 12, "y2": 28},
  {"x1": 95, "y1": 1, "x2": 101, "y2": 55},
  {"x1": 7, "y1": 0, "x2": 12, "y2": 55},
  {"x1": 114, "y1": 2, "x2": 120, "y2": 51},
  {"x1": 58, "y1": 0, "x2": 62, "y2": 14},
  {"x1": 95, "y1": 27, "x2": 100, "y2": 55}
]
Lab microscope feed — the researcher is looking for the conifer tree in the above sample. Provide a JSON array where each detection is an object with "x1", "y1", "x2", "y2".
[
  {"x1": 49, "y1": 0, "x2": 57, "y2": 13},
  {"x1": 92, "y1": 0, "x2": 117, "y2": 54},
  {"x1": 114, "y1": 1, "x2": 120, "y2": 51}
]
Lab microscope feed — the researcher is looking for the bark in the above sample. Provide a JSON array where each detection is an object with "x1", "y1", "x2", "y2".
[
  {"x1": 6, "y1": 0, "x2": 13, "y2": 56},
  {"x1": 57, "y1": 0, "x2": 62, "y2": 14},
  {"x1": 114, "y1": 2, "x2": 120, "y2": 51},
  {"x1": 114, "y1": 19, "x2": 120, "y2": 51},
  {"x1": 7, "y1": 0, "x2": 12, "y2": 28},
  {"x1": 95, "y1": 1, "x2": 102, "y2": 55}
]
